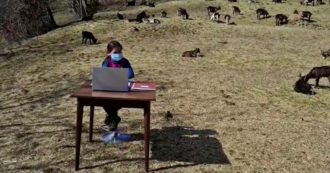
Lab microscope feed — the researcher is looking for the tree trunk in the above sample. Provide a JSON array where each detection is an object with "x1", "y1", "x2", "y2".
[{"x1": 46, "y1": 6, "x2": 57, "y2": 28}]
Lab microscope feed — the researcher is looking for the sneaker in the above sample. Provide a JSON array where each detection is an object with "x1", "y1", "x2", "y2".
[{"x1": 108, "y1": 116, "x2": 121, "y2": 131}]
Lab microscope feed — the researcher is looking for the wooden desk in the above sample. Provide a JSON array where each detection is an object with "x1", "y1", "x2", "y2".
[{"x1": 71, "y1": 80, "x2": 156, "y2": 172}]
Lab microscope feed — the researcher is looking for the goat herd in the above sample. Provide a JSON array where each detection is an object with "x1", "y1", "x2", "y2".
[{"x1": 81, "y1": 0, "x2": 330, "y2": 95}]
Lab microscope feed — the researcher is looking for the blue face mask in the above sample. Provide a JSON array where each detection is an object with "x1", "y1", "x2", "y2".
[{"x1": 111, "y1": 53, "x2": 123, "y2": 62}]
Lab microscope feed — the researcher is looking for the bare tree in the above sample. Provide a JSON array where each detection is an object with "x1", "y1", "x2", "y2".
[
  {"x1": 70, "y1": 0, "x2": 98, "y2": 20},
  {"x1": 2, "y1": 0, "x2": 57, "y2": 42}
]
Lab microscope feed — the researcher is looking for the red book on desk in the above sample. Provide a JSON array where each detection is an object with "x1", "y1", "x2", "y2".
[{"x1": 131, "y1": 82, "x2": 157, "y2": 91}]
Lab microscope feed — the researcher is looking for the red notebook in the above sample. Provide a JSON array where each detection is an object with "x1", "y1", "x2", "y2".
[{"x1": 131, "y1": 82, "x2": 157, "y2": 91}]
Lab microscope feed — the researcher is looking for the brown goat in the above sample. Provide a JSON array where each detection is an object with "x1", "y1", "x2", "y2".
[{"x1": 182, "y1": 48, "x2": 201, "y2": 57}]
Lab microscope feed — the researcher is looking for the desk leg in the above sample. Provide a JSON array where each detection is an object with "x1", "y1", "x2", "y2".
[
  {"x1": 75, "y1": 100, "x2": 84, "y2": 171},
  {"x1": 144, "y1": 103, "x2": 150, "y2": 172},
  {"x1": 89, "y1": 106, "x2": 94, "y2": 142}
]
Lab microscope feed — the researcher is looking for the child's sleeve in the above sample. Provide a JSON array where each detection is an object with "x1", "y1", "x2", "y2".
[
  {"x1": 126, "y1": 60, "x2": 135, "y2": 79},
  {"x1": 102, "y1": 56, "x2": 110, "y2": 67}
]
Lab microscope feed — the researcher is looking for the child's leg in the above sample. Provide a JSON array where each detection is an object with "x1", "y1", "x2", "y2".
[{"x1": 103, "y1": 106, "x2": 121, "y2": 131}]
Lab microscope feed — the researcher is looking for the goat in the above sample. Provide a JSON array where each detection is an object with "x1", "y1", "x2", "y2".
[
  {"x1": 177, "y1": 8, "x2": 189, "y2": 20},
  {"x1": 82, "y1": 14, "x2": 94, "y2": 21},
  {"x1": 147, "y1": 2, "x2": 155, "y2": 7},
  {"x1": 228, "y1": 0, "x2": 238, "y2": 2},
  {"x1": 126, "y1": 0, "x2": 135, "y2": 6},
  {"x1": 82, "y1": 31, "x2": 97, "y2": 44},
  {"x1": 182, "y1": 48, "x2": 201, "y2": 57},
  {"x1": 273, "y1": 0, "x2": 282, "y2": 3},
  {"x1": 224, "y1": 14, "x2": 231, "y2": 25},
  {"x1": 136, "y1": 11, "x2": 149, "y2": 23},
  {"x1": 294, "y1": 74, "x2": 315, "y2": 95},
  {"x1": 321, "y1": 49, "x2": 330, "y2": 59},
  {"x1": 161, "y1": 10, "x2": 167, "y2": 18},
  {"x1": 210, "y1": 12, "x2": 220, "y2": 22},
  {"x1": 304, "y1": 66, "x2": 330, "y2": 87},
  {"x1": 256, "y1": 8, "x2": 269, "y2": 20},
  {"x1": 275, "y1": 14, "x2": 288, "y2": 26},
  {"x1": 300, "y1": 0, "x2": 320, "y2": 6},
  {"x1": 232, "y1": 6, "x2": 241, "y2": 15},
  {"x1": 300, "y1": 11, "x2": 312, "y2": 21},
  {"x1": 207, "y1": 6, "x2": 221, "y2": 16},
  {"x1": 117, "y1": 12, "x2": 124, "y2": 20}
]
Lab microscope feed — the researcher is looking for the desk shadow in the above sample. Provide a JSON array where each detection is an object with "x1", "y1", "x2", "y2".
[{"x1": 133, "y1": 126, "x2": 230, "y2": 171}]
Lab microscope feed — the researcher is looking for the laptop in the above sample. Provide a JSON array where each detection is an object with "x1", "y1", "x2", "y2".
[{"x1": 92, "y1": 67, "x2": 129, "y2": 92}]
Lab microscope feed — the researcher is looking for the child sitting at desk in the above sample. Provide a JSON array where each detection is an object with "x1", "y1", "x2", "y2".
[{"x1": 101, "y1": 40, "x2": 134, "y2": 131}]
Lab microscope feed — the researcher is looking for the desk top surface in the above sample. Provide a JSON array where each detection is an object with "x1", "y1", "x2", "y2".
[{"x1": 71, "y1": 80, "x2": 156, "y2": 101}]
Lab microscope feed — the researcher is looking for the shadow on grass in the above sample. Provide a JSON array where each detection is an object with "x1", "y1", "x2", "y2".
[{"x1": 132, "y1": 126, "x2": 230, "y2": 171}]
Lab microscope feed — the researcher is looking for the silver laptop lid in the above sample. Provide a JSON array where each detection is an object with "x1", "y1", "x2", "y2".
[{"x1": 92, "y1": 67, "x2": 129, "y2": 92}]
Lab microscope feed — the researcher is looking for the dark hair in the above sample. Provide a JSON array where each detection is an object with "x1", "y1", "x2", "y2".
[{"x1": 107, "y1": 40, "x2": 123, "y2": 53}]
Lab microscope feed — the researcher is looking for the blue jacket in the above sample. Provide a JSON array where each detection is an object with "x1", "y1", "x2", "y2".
[{"x1": 102, "y1": 56, "x2": 134, "y2": 79}]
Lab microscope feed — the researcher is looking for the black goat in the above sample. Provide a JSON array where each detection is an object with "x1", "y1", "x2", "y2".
[
  {"x1": 304, "y1": 66, "x2": 330, "y2": 87},
  {"x1": 300, "y1": 11, "x2": 312, "y2": 21},
  {"x1": 82, "y1": 31, "x2": 97, "y2": 44},
  {"x1": 207, "y1": 6, "x2": 221, "y2": 16},
  {"x1": 232, "y1": 6, "x2": 241, "y2": 15},
  {"x1": 117, "y1": 12, "x2": 124, "y2": 20},
  {"x1": 256, "y1": 8, "x2": 269, "y2": 20},
  {"x1": 321, "y1": 49, "x2": 330, "y2": 59},
  {"x1": 126, "y1": 0, "x2": 135, "y2": 6},
  {"x1": 161, "y1": 10, "x2": 167, "y2": 18},
  {"x1": 177, "y1": 8, "x2": 189, "y2": 20},
  {"x1": 82, "y1": 14, "x2": 94, "y2": 21},
  {"x1": 273, "y1": 0, "x2": 282, "y2": 3},
  {"x1": 275, "y1": 14, "x2": 288, "y2": 26},
  {"x1": 294, "y1": 74, "x2": 315, "y2": 95},
  {"x1": 136, "y1": 11, "x2": 149, "y2": 23}
]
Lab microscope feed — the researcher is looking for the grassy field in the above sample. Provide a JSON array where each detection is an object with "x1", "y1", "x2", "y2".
[{"x1": 0, "y1": 0, "x2": 330, "y2": 172}]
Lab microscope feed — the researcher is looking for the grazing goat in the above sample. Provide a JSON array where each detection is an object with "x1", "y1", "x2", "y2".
[
  {"x1": 207, "y1": 6, "x2": 221, "y2": 16},
  {"x1": 275, "y1": 14, "x2": 288, "y2": 26},
  {"x1": 136, "y1": 11, "x2": 149, "y2": 22},
  {"x1": 300, "y1": 11, "x2": 312, "y2": 21},
  {"x1": 304, "y1": 66, "x2": 330, "y2": 87},
  {"x1": 210, "y1": 12, "x2": 221, "y2": 22},
  {"x1": 177, "y1": 8, "x2": 189, "y2": 20},
  {"x1": 82, "y1": 14, "x2": 94, "y2": 21},
  {"x1": 82, "y1": 31, "x2": 97, "y2": 44},
  {"x1": 256, "y1": 8, "x2": 269, "y2": 20},
  {"x1": 232, "y1": 6, "x2": 241, "y2": 15},
  {"x1": 224, "y1": 14, "x2": 231, "y2": 25},
  {"x1": 147, "y1": 2, "x2": 155, "y2": 7},
  {"x1": 294, "y1": 74, "x2": 315, "y2": 95},
  {"x1": 161, "y1": 10, "x2": 167, "y2": 18},
  {"x1": 321, "y1": 49, "x2": 330, "y2": 59},
  {"x1": 117, "y1": 12, "x2": 124, "y2": 20},
  {"x1": 126, "y1": 0, "x2": 135, "y2": 6},
  {"x1": 273, "y1": 0, "x2": 282, "y2": 3},
  {"x1": 182, "y1": 48, "x2": 201, "y2": 57}
]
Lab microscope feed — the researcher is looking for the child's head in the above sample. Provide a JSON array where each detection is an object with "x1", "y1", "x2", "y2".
[{"x1": 107, "y1": 41, "x2": 123, "y2": 54}]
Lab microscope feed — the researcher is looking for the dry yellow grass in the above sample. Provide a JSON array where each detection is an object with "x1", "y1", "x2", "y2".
[{"x1": 0, "y1": 0, "x2": 330, "y2": 172}]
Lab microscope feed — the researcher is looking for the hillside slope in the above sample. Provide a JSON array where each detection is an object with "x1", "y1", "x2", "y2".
[{"x1": 0, "y1": 0, "x2": 330, "y2": 172}]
